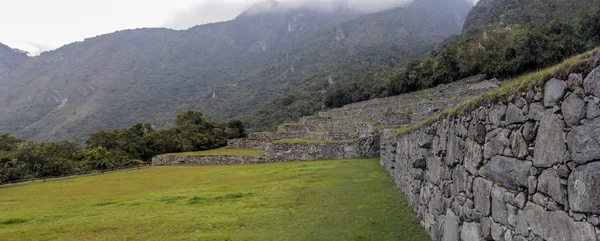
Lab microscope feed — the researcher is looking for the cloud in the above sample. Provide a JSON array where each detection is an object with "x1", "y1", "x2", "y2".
[
  {"x1": 163, "y1": 0, "x2": 262, "y2": 30},
  {"x1": 0, "y1": 38, "x2": 56, "y2": 56},
  {"x1": 163, "y1": 0, "x2": 415, "y2": 30}
]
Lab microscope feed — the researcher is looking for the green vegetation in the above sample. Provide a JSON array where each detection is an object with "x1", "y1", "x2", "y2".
[
  {"x1": 0, "y1": 0, "x2": 471, "y2": 142},
  {"x1": 1, "y1": 111, "x2": 247, "y2": 184},
  {"x1": 0, "y1": 158, "x2": 430, "y2": 241},
  {"x1": 274, "y1": 139, "x2": 358, "y2": 144},
  {"x1": 166, "y1": 148, "x2": 266, "y2": 157},
  {"x1": 324, "y1": 4, "x2": 600, "y2": 109},
  {"x1": 386, "y1": 47, "x2": 600, "y2": 139}
]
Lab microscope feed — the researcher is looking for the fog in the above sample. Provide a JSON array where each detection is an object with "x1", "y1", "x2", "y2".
[
  {"x1": 164, "y1": 0, "x2": 417, "y2": 30},
  {"x1": 1, "y1": 0, "x2": 478, "y2": 55}
]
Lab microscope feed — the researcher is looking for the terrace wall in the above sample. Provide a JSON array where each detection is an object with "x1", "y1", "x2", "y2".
[
  {"x1": 380, "y1": 69, "x2": 600, "y2": 241},
  {"x1": 152, "y1": 155, "x2": 267, "y2": 166}
]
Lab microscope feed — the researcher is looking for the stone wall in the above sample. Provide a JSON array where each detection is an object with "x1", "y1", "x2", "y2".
[
  {"x1": 249, "y1": 132, "x2": 358, "y2": 141},
  {"x1": 227, "y1": 138, "x2": 273, "y2": 150},
  {"x1": 380, "y1": 68, "x2": 600, "y2": 241},
  {"x1": 152, "y1": 155, "x2": 267, "y2": 166},
  {"x1": 267, "y1": 137, "x2": 380, "y2": 162}
]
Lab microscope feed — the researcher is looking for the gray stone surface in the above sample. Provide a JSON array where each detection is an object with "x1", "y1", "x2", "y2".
[
  {"x1": 492, "y1": 187, "x2": 509, "y2": 225},
  {"x1": 588, "y1": 101, "x2": 600, "y2": 119},
  {"x1": 507, "y1": 203, "x2": 518, "y2": 227},
  {"x1": 528, "y1": 176, "x2": 538, "y2": 194},
  {"x1": 528, "y1": 102, "x2": 545, "y2": 121},
  {"x1": 460, "y1": 222, "x2": 481, "y2": 241},
  {"x1": 510, "y1": 130, "x2": 528, "y2": 159},
  {"x1": 479, "y1": 156, "x2": 532, "y2": 190},
  {"x1": 562, "y1": 94, "x2": 586, "y2": 127},
  {"x1": 152, "y1": 154, "x2": 267, "y2": 166},
  {"x1": 522, "y1": 121, "x2": 537, "y2": 142},
  {"x1": 522, "y1": 203, "x2": 597, "y2": 241},
  {"x1": 465, "y1": 139, "x2": 483, "y2": 175},
  {"x1": 544, "y1": 78, "x2": 566, "y2": 107},
  {"x1": 427, "y1": 156, "x2": 443, "y2": 185},
  {"x1": 537, "y1": 168, "x2": 567, "y2": 205},
  {"x1": 567, "y1": 118, "x2": 600, "y2": 164},
  {"x1": 489, "y1": 104, "x2": 507, "y2": 126},
  {"x1": 514, "y1": 192, "x2": 527, "y2": 209},
  {"x1": 471, "y1": 78, "x2": 501, "y2": 90},
  {"x1": 442, "y1": 210, "x2": 459, "y2": 241},
  {"x1": 227, "y1": 138, "x2": 273, "y2": 150},
  {"x1": 452, "y1": 165, "x2": 468, "y2": 194},
  {"x1": 491, "y1": 221, "x2": 504, "y2": 241},
  {"x1": 533, "y1": 110, "x2": 567, "y2": 167},
  {"x1": 468, "y1": 122, "x2": 486, "y2": 145},
  {"x1": 585, "y1": 67, "x2": 600, "y2": 98},
  {"x1": 569, "y1": 162, "x2": 600, "y2": 214},
  {"x1": 484, "y1": 129, "x2": 510, "y2": 159},
  {"x1": 474, "y1": 178, "x2": 493, "y2": 216},
  {"x1": 482, "y1": 217, "x2": 493, "y2": 240},
  {"x1": 506, "y1": 103, "x2": 526, "y2": 125},
  {"x1": 567, "y1": 73, "x2": 584, "y2": 89}
]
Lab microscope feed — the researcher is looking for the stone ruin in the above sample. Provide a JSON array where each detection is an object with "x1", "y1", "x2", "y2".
[
  {"x1": 152, "y1": 62, "x2": 600, "y2": 240},
  {"x1": 380, "y1": 68, "x2": 600, "y2": 241},
  {"x1": 153, "y1": 75, "x2": 488, "y2": 166}
]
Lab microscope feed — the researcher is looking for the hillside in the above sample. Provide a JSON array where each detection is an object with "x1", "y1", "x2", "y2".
[
  {"x1": 306, "y1": 0, "x2": 600, "y2": 114},
  {"x1": 463, "y1": 0, "x2": 598, "y2": 33},
  {"x1": 0, "y1": 0, "x2": 471, "y2": 141}
]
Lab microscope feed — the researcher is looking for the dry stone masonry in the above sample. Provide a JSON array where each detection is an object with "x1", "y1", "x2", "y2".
[
  {"x1": 380, "y1": 67, "x2": 600, "y2": 241},
  {"x1": 154, "y1": 76, "x2": 487, "y2": 166}
]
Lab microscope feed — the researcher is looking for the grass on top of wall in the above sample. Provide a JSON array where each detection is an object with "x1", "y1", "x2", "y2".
[
  {"x1": 387, "y1": 48, "x2": 600, "y2": 139},
  {"x1": 166, "y1": 148, "x2": 266, "y2": 157},
  {"x1": 0, "y1": 158, "x2": 430, "y2": 241}
]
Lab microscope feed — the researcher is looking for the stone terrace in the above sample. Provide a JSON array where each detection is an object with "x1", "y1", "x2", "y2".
[{"x1": 153, "y1": 75, "x2": 497, "y2": 165}]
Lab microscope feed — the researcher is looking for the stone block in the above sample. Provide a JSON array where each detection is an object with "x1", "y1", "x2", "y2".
[
  {"x1": 544, "y1": 78, "x2": 566, "y2": 107},
  {"x1": 561, "y1": 93, "x2": 586, "y2": 127},
  {"x1": 537, "y1": 168, "x2": 567, "y2": 205},
  {"x1": 569, "y1": 162, "x2": 600, "y2": 214},
  {"x1": 474, "y1": 178, "x2": 494, "y2": 216},
  {"x1": 522, "y1": 202, "x2": 597, "y2": 241},
  {"x1": 479, "y1": 156, "x2": 532, "y2": 190},
  {"x1": 492, "y1": 187, "x2": 509, "y2": 225},
  {"x1": 584, "y1": 66, "x2": 600, "y2": 98},
  {"x1": 460, "y1": 222, "x2": 482, "y2": 241},
  {"x1": 533, "y1": 110, "x2": 566, "y2": 167},
  {"x1": 567, "y1": 118, "x2": 600, "y2": 164},
  {"x1": 442, "y1": 209, "x2": 459, "y2": 241}
]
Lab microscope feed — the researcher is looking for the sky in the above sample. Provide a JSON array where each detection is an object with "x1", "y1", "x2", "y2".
[{"x1": 0, "y1": 0, "x2": 479, "y2": 56}]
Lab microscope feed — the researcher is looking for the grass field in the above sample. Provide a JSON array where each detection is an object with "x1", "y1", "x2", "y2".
[
  {"x1": 0, "y1": 158, "x2": 430, "y2": 241},
  {"x1": 166, "y1": 148, "x2": 266, "y2": 157}
]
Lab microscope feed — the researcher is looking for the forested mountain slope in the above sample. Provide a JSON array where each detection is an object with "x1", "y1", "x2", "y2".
[
  {"x1": 0, "y1": 0, "x2": 472, "y2": 141},
  {"x1": 307, "y1": 0, "x2": 600, "y2": 114}
]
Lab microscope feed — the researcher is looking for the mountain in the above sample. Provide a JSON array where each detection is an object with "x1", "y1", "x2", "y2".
[
  {"x1": 0, "y1": 0, "x2": 472, "y2": 141},
  {"x1": 463, "y1": 0, "x2": 598, "y2": 33},
  {"x1": 0, "y1": 43, "x2": 28, "y2": 76},
  {"x1": 244, "y1": 0, "x2": 473, "y2": 129},
  {"x1": 321, "y1": 0, "x2": 600, "y2": 111}
]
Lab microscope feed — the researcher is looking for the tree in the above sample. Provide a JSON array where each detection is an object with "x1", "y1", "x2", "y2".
[{"x1": 226, "y1": 120, "x2": 247, "y2": 139}]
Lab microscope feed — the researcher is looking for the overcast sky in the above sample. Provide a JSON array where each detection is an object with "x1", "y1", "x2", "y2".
[{"x1": 0, "y1": 0, "x2": 478, "y2": 56}]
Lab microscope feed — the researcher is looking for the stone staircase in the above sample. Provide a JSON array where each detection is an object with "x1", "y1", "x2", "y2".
[{"x1": 153, "y1": 75, "x2": 496, "y2": 166}]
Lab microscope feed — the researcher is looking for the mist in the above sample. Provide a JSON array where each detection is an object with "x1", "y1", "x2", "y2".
[{"x1": 164, "y1": 0, "x2": 416, "y2": 30}]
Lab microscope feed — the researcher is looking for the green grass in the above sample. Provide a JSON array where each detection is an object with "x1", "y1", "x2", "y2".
[
  {"x1": 166, "y1": 148, "x2": 266, "y2": 157},
  {"x1": 386, "y1": 48, "x2": 600, "y2": 139},
  {"x1": 274, "y1": 139, "x2": 359, "y2": 144},
  {"x1": 0, "y1": 158, "x2": 430, "y2": 241}
]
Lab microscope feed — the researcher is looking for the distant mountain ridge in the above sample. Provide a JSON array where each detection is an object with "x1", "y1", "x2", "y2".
[{"x1": 0, "y1": 0, "x2": 472, "y2": 141}]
